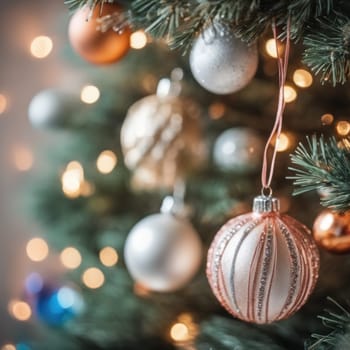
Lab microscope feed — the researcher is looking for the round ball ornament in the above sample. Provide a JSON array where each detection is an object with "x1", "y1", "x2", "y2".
[
  {"x1": 207, "y1": 195, "x2": 319, "y2": 324},
  {"x1": 313, "y1": 210, "x2": 350, "y2": 253},
  {"x1": 121, "y1": 94, "x2": 205, "y2": 190},
  {"x1": 28, "y1": 89, "x2": 77, "y2": 129},
  {"x1": 190, "y1": 23, "x2": 258, "y2": 94},
  {"x1": 124, "y1": 200, "x2": 202, "y2": 292},
  {"x1": 213, "y1": 127, "x2": 264, "y2": 173},
  {"x1": 68, "y1": 3, "x2": 131, "y2": 65}
]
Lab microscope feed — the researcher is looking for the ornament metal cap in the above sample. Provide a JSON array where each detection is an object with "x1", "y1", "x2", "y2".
[{"x1": 253, "y1": 195, "x2": 280, "y2": 213}]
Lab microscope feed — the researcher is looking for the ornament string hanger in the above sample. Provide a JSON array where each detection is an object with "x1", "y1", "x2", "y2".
[{"x1": 261, "y1": 18, "x2": 291, "y2": 197}]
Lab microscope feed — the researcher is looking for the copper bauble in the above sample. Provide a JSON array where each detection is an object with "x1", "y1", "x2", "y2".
[
  {"x1": 313, "y1": 210, "x2": 350, "y2": 253},
  {"x1": 207, "y1": 195, "x2": 320, "y2": 324},
  {"x1": 68, "y1": 3, "x2": 130, "y2": 64}
]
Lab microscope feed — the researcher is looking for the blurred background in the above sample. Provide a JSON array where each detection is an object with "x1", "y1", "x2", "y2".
[
  {"x1": 0, "y1": 0, "x2": 68, "y2": 342},
  {"x1": 1, "y1": 1, "x2": 350, "y2": 349}
]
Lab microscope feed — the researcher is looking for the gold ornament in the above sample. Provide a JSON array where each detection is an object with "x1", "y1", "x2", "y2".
[
  {"x1": 68, "y1": 3, "x2": 130, "y2": 65},
  {"x1": 313, "y1": 210, "x2": 350, "y2": 253},
  {"x1": 121, "y1": 95, "x2": 205, "y2": 190}
]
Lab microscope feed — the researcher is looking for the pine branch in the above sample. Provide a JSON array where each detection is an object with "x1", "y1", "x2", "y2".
[
  {"x1": 64, "y1": 0, "x2": 103, "y2": 11},
  {"x1": 130, "y1": 0, "x2": 190, "y2": 39},
  {"x1": 303, "y1": 13, "x2": 350, "y2": 85},
  {"x1": 288, "y1": 135, "x2": 350, "y2": 212},
  {"x1": 306, "y1": 297, "x2": 350, "y2": 350}
]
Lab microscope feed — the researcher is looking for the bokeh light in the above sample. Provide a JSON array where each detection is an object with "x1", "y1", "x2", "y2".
[
  {"x1": 130, "y1": 31, "x2": 148, "y2": 49},
  {"x1": 25, "y1": 272, "x2": 44, "y2": 294},
  {"x1": 60, "y1": 247, "x2": 82, "y2": 269},
  {"x1": 61, "y1": 161, "x2": 84, "y2": 198},
  {"x1": 265, "y1": 39, "x2": 282, "y2": 58},
  {"x1": 26, "y1": 238, "x2": 49, "y2": 262},
  {"x1": 82, "y1": 268, "x2": 105, "y2": 289},
  {"x1": 0, "y1": 94, "x2": 8, "y2": 114},
  {"x1": 96, "y1": 150, "x2": 117, "y2": 174},
  {"x1": 30, "y1": 36, "x2": 53, "y2": 58},
  {"x1": 12, "y1": 146, "x2": 34, "y2": 171},
  {"x1": 319, "y1": 212, "x2": 335, "y2": 231},
  {"x1": 99, "y1": 247, "x2": 119, "y2": 267},
  {"x1": 336, "y1": 120, "x2": 350, "y2": 136},
  {"x1": 321, "y1": 113, "x2": 334, "y2": 125},
  {"x1": 170, "y1": 322, "x2": 189, "y2": 342},
  {"x1": 1, "y1": 345, "x2": 16, "y2": 350},
  {"x1": 80, "y1": 85, "x2": 100, "y2": 104},
  {"x1": 8, "y1": 300, "x2": 32, "y2": 321},
  {"x1": 283, "y1": 85, "x2": 297, "y2": 103},
  {"x1": 293, "y1": 69, "x2": 313, "y2": 88},
  {"x1": 208, "y1": 102, "x2": 226, "y2": 120},
  {"x1": 275, "y1": 132, "x2": 290, "y2": 152}
]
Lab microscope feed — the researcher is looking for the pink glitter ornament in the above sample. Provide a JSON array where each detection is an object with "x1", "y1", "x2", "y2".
[{"x1": 207, "y1": 196, "x2": 320, "y2": 324}]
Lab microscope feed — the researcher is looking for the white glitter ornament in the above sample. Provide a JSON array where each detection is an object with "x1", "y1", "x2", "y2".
[
  {"x1": 207, "y1": 195, "x2": 320, "y2": 324},
  {"x1": 124, "y1": 197, "x2": 202, "y2": 292},
  {"x1": 190, "y1": 23, "x2": 258, "y2": 94},
  {"x1": 213, "y1": 127, "x2": 264, "y2": 173}
]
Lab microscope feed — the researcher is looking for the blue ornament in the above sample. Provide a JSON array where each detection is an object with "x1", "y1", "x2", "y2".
[
  {"x1": 16, "y1": 343, "x2": 31, "y2": 350},
  {"x1": 35, "y1": 285, "x2": 84, "y2": 326}
]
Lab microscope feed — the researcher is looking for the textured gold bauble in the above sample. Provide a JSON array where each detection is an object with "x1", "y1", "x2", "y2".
[
  {"x1": 121, "y1": 95, "x2": 205, "y2": 190},
  {"x1": 68, "y1": 3, "x2": 130, "y2": 65},
  {"x1": 313, "y1": 210, "x2": 350, "y2": 253}
]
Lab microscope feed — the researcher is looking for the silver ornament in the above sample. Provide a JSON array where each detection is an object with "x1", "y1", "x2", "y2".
[
  {"x1": 213, "y1": 127, "x2": 264, "y2": 173},
  {"x1": 124, "y1": 212, "x2": 202, "y2": 292},
  {"x1": 190, "y1": 24, "x2": 258, "y2": 94},
  {"x1": 121, "y1": 94, "x2": 205, "y2": 190},
  {"x1": 28, "y1": 89, "x2": 76, "y2": 129}
]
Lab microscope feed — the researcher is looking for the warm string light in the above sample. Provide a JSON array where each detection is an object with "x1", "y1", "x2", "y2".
[
  {"x1": 26, "y1": 238, "x2": 49, "y2": 262},
  {"x1": 265, "y1": 38, "x2": 283, "y2": 58},
  {"x1": 169, "y1": 313, "x2": 198, "y2": 344},
  {"x1": 30, "y1": 36, "x2": 53, "y2": 58},
  {"x1": 321, "y1": 113, "x2": 334, "y2": 125},
  {"x1": 1, "y1": 344, "x2": 16, "y2": 350},
  {"x1": 293, "y1": 69, "x2": 313, "y2": 88},
  {"x1": 274, "y1": 132, "x2": 292, "y2": 152},
  {"x1": 61, "y1": 161, "x2": 85, "y2": 198},
  {"x1": 96, "y1": 150, "x2": 117, "y2": 174},
  {"x1": 8, "y1": 300, "x2": 32, "y2": 321},
  {"x1": 80, "y1": 85, "x2": 100, "y2": 104},
  {"x1": 12, "y1": 146, "x2": 34, "y2": 172},
  {"x1": 283, "y1": 85, "x2": 297, "y2": 103},
  {"x1": 99, "y1": 246, "x2": 119, "y2": 267},
  {"x1": 130, "y1": 30, "x2": 148, "y2": 49},
  {"x1": 336, "y1": 120, "x2": 350, "y2": 136},
  {"x1": 60, "y1": 247, "x2": 82, "y2": 269},
  {"x1": 0, "y1": 94, "x2": 8, "y2": 114},
  {"x1": 82, "y1": 268, "x2": 105, "y2": 289}
]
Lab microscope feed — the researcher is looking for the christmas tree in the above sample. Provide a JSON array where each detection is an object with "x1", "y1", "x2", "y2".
[{"x1": 7, "y1": 1, "x2": 350, "y2": 349}]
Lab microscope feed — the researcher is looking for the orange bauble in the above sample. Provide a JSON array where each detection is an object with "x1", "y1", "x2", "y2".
[
  {"x1": 68, "y1": 3, "x2": 131, "y2": 64},
  {"x1": 313, "y1": 210, "x2": 350, "y2": 253}
]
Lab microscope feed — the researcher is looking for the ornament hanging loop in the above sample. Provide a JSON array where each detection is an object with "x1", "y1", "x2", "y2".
[
  {"x1": 260, "y1": 18, "x2": 291, "y2": 193},
  {"x1": 261, "y1": 186, "x2": 273, "y2": 198}
]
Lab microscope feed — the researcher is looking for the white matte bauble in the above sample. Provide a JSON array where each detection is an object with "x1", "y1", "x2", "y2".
[
  {"x1": 28, "y1": 89, "x2": 76, "y2": 129},
  {"x1": 124, "y1": 213, "x2": 202, "y2": 292},
  {"x1": 190, "y1": 24, "x2": 258, "y2": 94},
  {"x1": 213, "y1": 127, "x2": 264, "y2": 173}
]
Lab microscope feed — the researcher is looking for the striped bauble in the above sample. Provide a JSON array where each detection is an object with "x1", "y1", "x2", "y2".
[{"x1": 207, "y1": 195, "x2": 320, "y2": 324}]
